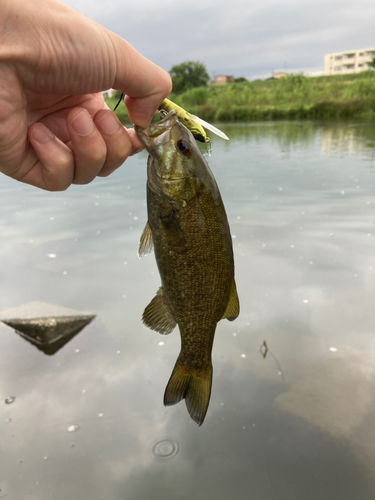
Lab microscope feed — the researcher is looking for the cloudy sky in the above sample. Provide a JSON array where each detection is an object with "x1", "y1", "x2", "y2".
[{"x1": 62, "y1": 0, "x2": 374, "y2": 80}]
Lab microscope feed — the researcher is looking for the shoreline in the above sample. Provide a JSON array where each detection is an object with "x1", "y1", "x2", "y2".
[{"x1": 106, "y1": 71, "x2": 375, "y2": 123}]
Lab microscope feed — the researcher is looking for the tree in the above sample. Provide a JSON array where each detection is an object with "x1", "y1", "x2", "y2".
[
  {"x1": 169, "y1": 61, "x2": 210, "y2": 94},
  {"x1": 369, "y1": 55, "x2": 375, "y2": 69},
  {"x1": 234, "y1": 77, "x2": 247, "y2": 83}
]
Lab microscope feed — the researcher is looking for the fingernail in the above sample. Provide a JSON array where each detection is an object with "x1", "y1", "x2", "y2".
[
  {"x1": 70, "y1": 110, "x2": 95, "y2": 136},
  {"x1": 32, "y1": 123, "x2": 54, "y2": 144},
  {"x1": 97, "y1": 113, "x2": 121, "y2": 135}
]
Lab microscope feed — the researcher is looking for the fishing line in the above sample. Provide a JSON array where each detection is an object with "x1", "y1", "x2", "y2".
[
  {"x1": 203, "y1": 141, "x2": 212, "y2": 157},
  {"x1": 113, "y1": 92, "x2": 124, "y2": 112},
  {"x1": 263, "y1": 346, "x2": 287, "y2": 387}
]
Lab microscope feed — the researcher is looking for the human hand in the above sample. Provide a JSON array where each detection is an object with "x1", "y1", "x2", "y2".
[{"x1": 0, "y1": 0, "x2": 171, "y2": 190}]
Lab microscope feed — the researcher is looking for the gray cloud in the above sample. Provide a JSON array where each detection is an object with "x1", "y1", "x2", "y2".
[{"x1": 61, "y1": 0, "x2": 375, "y2": 79}]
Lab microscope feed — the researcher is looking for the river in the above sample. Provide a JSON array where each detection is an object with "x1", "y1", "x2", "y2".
[{"x1": 1, "y1": 120, "x2": 375, "y2": 499}]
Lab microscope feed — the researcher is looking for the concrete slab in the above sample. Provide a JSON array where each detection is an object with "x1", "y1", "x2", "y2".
[{"x1": 0, "y1": 302, "x2": 96, "y2": 355}]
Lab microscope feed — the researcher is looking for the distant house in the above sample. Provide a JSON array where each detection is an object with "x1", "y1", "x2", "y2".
[
  {"x1": 214, "y1": 75, "x2": 234, "y2": 84},
  {"x1": 324, "y1": 48, "x2": 375, "y2": 75},
  {"x1": 272, "y1": 72, "x2": 288, "y2": 79}
]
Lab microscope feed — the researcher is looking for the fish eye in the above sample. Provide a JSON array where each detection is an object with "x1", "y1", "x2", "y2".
[
  {"x1": 194, "y1": 134, "x2": 205, "y2": 143},
  {"x1": 176, "y1": 139, "x2": 191, "y2": 157}
]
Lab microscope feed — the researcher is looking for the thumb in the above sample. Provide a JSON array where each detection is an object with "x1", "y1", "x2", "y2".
[{"x1": 107, "y1": 31, "x2": 172, "y2": 127}]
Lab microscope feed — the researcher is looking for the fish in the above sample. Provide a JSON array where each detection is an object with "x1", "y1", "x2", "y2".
[{"x1": 135, "y1": 110, "x2": 239, "y2": 426}]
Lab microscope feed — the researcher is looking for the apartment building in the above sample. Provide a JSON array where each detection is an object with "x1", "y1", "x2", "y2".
[{"x1": 324, "y1": 48, "x2": 375, "y2": 75}]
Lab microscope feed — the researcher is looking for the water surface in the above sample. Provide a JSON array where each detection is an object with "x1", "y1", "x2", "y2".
[{"x1": 1, "y1": 121, "x2": 375, "y2": 499}]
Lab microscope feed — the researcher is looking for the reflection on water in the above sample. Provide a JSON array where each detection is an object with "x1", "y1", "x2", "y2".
[
  {"x1": 217, "y1": 121, "x2": 375, "y2": 160},
  {"x1": 1, "y1": 121, "x2": 375, "y2": 499},
  {"x1": 320, "y1": 124, "x2": 375, "y2": 158},
  {"x1": 0, "y1": 301, "x2": 95, "y2": 355}
]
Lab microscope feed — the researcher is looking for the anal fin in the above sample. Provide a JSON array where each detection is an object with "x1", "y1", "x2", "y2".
[
  {"x1": 222, "y1": 279, "x2": 240, "y2": 321},
  {"x1": 142, "y1": 287, "x2": 177, "y2": 335}
]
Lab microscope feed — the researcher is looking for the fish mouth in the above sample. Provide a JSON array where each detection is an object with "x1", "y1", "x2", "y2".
[
  {"x1": 134, "y1": 110, "x2": 178, "y2": 156},
  {"x1": 157, "y1": 110, "x2": 177, "y2": 124},
  {"x1": 134, "y1": 110, "x2": 177, "y2": 138}
]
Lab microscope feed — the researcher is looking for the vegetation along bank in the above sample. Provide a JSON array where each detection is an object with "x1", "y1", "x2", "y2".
[{"x1": 105, "y1": 68, "x2": 375, "y2": 123}]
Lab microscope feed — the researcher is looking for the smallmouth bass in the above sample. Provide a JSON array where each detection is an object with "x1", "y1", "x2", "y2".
[{"x1": 135, "y1": 111, "x2": 239, "y2": 426}]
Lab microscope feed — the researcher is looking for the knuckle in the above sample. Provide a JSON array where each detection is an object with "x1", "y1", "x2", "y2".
[
  {"x1": 99, "y1": 158, "x2": 124, "y2": 178},
  {"x1": 57, "y1": 154, "x2": 74, "y2": 172},
  {"x1": 88, "y1": 151, "x2": 105, "y2": 167},
  {"x1": 116, "y1": 143, "x2": 131, "y2": 163},
  {"x1": 44, "y1": 156, "x2": 74, "y2": 191},
  {"x1": 72, "y1": 143, "x2": 107, "y2": 185},
  {"x1": 105, "y1": 131, "x2": 132, "y2": 163},
  {"x1": 109, "y1": 144, "x2": 130, "y2": 167},
  {"x1": 97, "y1": 168, "x2": 114, "y2": 178},
  {"x1": 44, "y1": 172, "x2": 72, "y2": 191},
  {"x1": 86, "y1": 143, "x2": 107, "y2": 166},
  {"x1": 48, "y1": 183, "x2": 70, "y2": 192}
]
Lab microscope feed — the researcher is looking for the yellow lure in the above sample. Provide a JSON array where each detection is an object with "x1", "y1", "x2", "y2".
[
  {"x1": 113, "y1": 94, "x2": 229, "y2": 145},
  {"x1": 158, "y1": 99, "x2": 210, "y2": 144}
]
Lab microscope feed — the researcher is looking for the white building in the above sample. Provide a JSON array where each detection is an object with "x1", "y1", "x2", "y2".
[{"x1": 324, "y1": 48, "x2": 375, "y2": 75}]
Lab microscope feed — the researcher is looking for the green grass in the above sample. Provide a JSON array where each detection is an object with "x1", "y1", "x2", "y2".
[
  {"x1": 106, "y1": 71, "x2": 375, "y2": 123},
  {"x1": 105, "y1": 96, "x2": 131, "y2": 124}
]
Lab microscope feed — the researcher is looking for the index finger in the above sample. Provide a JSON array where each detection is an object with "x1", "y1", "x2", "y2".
[{"x1": 109, "y1": 32, "x2": 172, "y2": 127}]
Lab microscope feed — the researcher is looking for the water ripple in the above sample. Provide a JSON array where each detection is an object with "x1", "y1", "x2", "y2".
[{"x1": 150, "y1": 438, "x2": 180, "y2": 461}]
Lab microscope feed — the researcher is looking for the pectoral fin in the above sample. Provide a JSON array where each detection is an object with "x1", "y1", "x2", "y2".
[
  {"x1": 142, "y1": 287, "x2": 177, "y2": 335},
  {"x1": 160, "y1": 211, "x2": 186, "y2": 242},
  {"x1": 222, "y1": 280, "x2": 240, "y2": 321},
  {"x1": 138, "y1": 221, "x2": 153, "y2": 257}
]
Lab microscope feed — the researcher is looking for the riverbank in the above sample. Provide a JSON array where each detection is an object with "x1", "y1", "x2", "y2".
[{"x1": 105, "y1": 71, "x2": 375, "y2": 123}]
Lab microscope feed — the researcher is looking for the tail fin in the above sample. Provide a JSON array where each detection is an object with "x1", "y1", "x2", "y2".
[{"x1": 164, "y1": 358, "x2": 213, "y2": 426}]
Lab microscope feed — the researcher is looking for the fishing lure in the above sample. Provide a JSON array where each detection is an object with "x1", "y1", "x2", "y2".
[
  {"x1": 158, "y1": 98, "x2": 230, "y2": 144},
  {"x1": 112, "y1": 94, "x2": 229, "y2": 147}
]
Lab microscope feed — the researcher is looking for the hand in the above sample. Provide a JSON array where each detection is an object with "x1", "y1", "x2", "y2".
[{"x1": 0, "y1": 0, "x2": 171, "y2": 190}]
